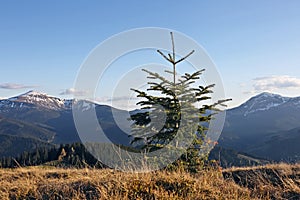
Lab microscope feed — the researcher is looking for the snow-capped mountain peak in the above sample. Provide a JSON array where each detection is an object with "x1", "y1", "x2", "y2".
[
  {"x1": 21, "y1": 90, "x2": 47, "y2": 96},
  {"x1": 1, "y1": 91, "x2": 73, "y2": 110},
  {"x1": 241, "y1": 92, "x2": 290, "y2": 116},
  {"x1": 253, "y1": 92, "x2": 285, "y2": 99},
  {"x1": 10, "y1": 90, "x2": 50, "y2": 100}
]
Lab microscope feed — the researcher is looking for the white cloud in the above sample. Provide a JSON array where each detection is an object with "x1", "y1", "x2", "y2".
[
  {"x1": 239, "y1": 83, "x2": 246, "y2": 87},
  {"x1": 59, "y1": 88, "x2": 88, "y2": 96},
  {"x1": 242, "y1": 90, "x2": 256, "y2": 95},
  {"x1": 90, "y1": 96, "x2": 139, "y2": 110},
  {"x1": 252, "y1": 75, "x2": 300, "y2": 92},
  {"x1": 107, "y1": 96, "x2": 139, "y2": 102},
  {"x1": 91, "y1": 96, "x2": 139, "y2": 103},
  {"x1": 0, "y1": 83, "x2": 37, "y2": 90}
]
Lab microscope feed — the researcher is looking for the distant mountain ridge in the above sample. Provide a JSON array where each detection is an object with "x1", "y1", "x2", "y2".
[
  {"x1": 231, "y1": 92, "x2": 300, "y2": 116},
  {"x1": 1, "y1": 90, "x2": 73, "y2": 111},
  {"x1": 219, "y1": 92, "x2": 300, "y2": 162},
  {"x1": 0, "y1": 90, "x2": 299, "y2": 165},
  {"x1": 0, "y1": 91, "x2": 132, "y2": 157},
  {"x1": 238, "y1": 92, "x2": 290, "y2": 116}
]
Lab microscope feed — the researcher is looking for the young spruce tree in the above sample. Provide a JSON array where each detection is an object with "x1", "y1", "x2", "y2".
[{"x1": 130, "y1": 32, "x2": 230, "y2": 172}]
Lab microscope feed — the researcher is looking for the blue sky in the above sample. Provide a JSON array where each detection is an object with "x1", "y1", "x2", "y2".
[{"x1": 0, "y1": 1, "x2": 300, "y2": 109}]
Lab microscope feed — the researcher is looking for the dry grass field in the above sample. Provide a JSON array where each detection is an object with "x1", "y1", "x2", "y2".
[
  {"x1": 223, "y1": 163, "x2": 300, "y2": 199},
  {"x1": 0, "y1": 163, "x2": 299, "y2": 199}
]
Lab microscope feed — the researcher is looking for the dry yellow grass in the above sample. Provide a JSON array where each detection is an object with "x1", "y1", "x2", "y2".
[
  {"x1": 0, "y1": 163, "x2": 299, "y2": 200},
  {"x1": 223, "y1": 163, "x2": 300, "y2": 199}
]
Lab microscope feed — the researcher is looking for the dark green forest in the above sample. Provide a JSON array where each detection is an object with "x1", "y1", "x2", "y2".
[{"x1": 0, "y1": 143, "x2": 104, "y2": 168}]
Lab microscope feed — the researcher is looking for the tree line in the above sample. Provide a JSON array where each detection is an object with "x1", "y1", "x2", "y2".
[{"x1": 0, "y1": 143, "x2": 104, "y2": 168}]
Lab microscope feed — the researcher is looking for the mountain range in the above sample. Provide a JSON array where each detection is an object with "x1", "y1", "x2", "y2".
[
  {"x1": 219, "y1": 92, "x2": 300, "y2": 162},
  {"x1": 0, "y1": 90, "x2": 299, "y2": 165},
  {"x1": 0, "y1": 91, "x2": 131, "y2": 157}
]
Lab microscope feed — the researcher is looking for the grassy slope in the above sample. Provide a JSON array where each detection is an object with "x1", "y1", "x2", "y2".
[
  {"x1": 223, "y1": 163, "x2": 300, "y2": 199},
  {"x1": 0, "y1": 164, "x2": 299, "y2": 199}
]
